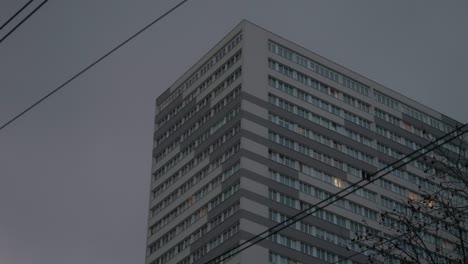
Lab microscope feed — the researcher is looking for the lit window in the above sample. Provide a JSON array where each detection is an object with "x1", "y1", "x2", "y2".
[
  {"x1": 333, "y1": 178, "x2": 344, "y2": 188},
  {"x1": 428, "y1": 200, "x2": 435, "y2": 208},
  {"x1": 408, "y1": 192, "x2": 418, "y2": 201},
  {"x1": 403, "y1": 121, "x2": 412, "y2": 131}
]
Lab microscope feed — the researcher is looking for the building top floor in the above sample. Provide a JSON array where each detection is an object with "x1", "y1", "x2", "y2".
[{"x1": 154, "y1": 20, "x2": 463, "y2": 132}]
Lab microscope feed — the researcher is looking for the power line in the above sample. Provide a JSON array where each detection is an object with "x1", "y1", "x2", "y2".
[
  {"x1": 0, "y1": 0, "x2": 47, "y2": 44},
  {"x1": 0, "y1": 0, "x2": 190, "y2": 132},
  {"x1": 209, "y1": 124, "x2": 467, "y2": 264},
  {"x1": 207, "y1": 123, "x2": 468, "y2": 264},
  {"x1": 333, "y1": 153, "x2": 468, "y2": 263},
  {"x1": 331, "y1": 216, "x2": 450, "y2": 264},
  {"x1": 0, "y1": 0, "x2": 34, "y2": 31}
]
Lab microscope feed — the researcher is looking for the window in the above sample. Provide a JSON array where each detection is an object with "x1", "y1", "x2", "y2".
[
  {"x1": 333, "y1": 177, "x2": 345, "y2": 188},
  {"x1": 159, "y1": 34, "x2": 242, "y2": 111},
  {"x1": 427, "y1": 200, "x2": 435, "y2": 208},
  {"x1": 270, "y1": 233, "x2": 339, "y2": 262},
  {"x1": 375, "y1": 90, "x2": 453, "y2": 133},
  {"x1": 268, "y1": 41, "x2": 369, "y2": 97},
  {"x1": 269, "y1": 95, "x2": 373, "y2": 148},
  {"x1": 269, "y1": 252, "x2": 299, "y2": 264},
  {"x1": 408, "y1": 191, "x2": 418, "y2": 201}
]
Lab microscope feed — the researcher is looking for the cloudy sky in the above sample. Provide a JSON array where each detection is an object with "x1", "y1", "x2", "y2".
[{"x1": 0, "y1": 0, "x2": 467, "y2": 263}]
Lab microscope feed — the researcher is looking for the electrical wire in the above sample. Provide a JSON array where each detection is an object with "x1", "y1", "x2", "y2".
[
  {"x1": 0, "y1": 0, "x2": 34, "y2": 31},
  {"x1": 0, "y1": 0, "x2": 190, "y2": 132},
  {"x1": 333, "y1": 155, "x2": 468, "y2": 263},
  {"x1": 331, "y1": 216, "x2": 450, "y2": 264},
  {"x1": 207, "y1": 123, "x2": 468, "y2": 264},
  {"x1": 210, "y1": 124, "x2": 467, "y2": 263},
  {"x1": 0, "y1": 0, "x2": 47, "y2": 44}
]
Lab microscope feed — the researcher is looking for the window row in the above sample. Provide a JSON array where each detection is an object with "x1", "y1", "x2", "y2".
[
  {"x1": 179, "y1": 115, "x2": 240, "y2": 168},
  {"x1": 268, "y1": 41, "x2": 370, "y2": 96},
  {"x1": 157, "y1": 84, "x2": 208, "y2": 129},
  {"x1": 154, "y1": 84, "x2": 241, "y2": 149},
  {"x1": 343, "y1": 93, "x2": 371, "y2": 112},
  {"x1": 376, "y1": 142, "x2": 404, "y2": 159},
  {"x1": 271, "y1": 170, "x2": 377, "y2": 204},
  {"x1": 269, "y1": 131, "x2": 369, "y2": 176},
  {"x1": 269, "y1": 131, "x2": 369, "y2": 179},
  {"x1": 270, "y1": 233, "x2": 340, "y2": 262},
  {"x1": 151, "y1": 200, "x2": 239, "y2": 261},
  {"x1": 407, "y1": 172, "x2": 438, "y2": 192},
  {"x1": 375, "y1": 161, "x2": 462, "y2": 204},
  {"x1": 268, "y1": 113, "x2": 374, "y2": 165},
  {"x1": 152, "y1": 165, "x2": 208, "y2": 205},
  {"x1": 375, "y1": 108, "x2": 427, "y2": 139},
  {"x1": 269, "y1": 189, "x2": 380, "y2": 240},
  {"x1": 149, "y1": 179, "x2": 240, "y2": 239},
  {"x1": 269, "y1": 41, "x2": 339, "y2": 82},
  {"x1": 210, "y1": 109, "x2": 240, "y2": 137},
  {"x1": 148, "y1": 200, "x2": 239, "y2": 257},
  {"x1": 177, "y1": 223, "x2": 240, "y2": 264},
  {"x1": 213, "y1": 51, "x2": 242, "y2": 80},
  {"x1": 151, "y1": 221, "x2": 239, "y2": 264},
  {"x1": 380, "y1": 175, "x2": 468, "y2": 213},
  {"x1": 269, "y1": 189, "x2": 378, "y2": 221},
  {"x1": 269, "y1": 95, "x2": 456, "y2": 177},
  {"x1": 269, "y1": 77, "x2": 371, "y2": 128},
  {"x1": 150, "y1": 142, "x2": 240, "y2": 222},
  {"x1": 270, "y1": 210, "x2": 348, "y2": 249},
  {"x1": 381, "y1": 196, "x2": 406, "y2": 214},
  {"x1": 157, "y1": 52, "x2": 241, "y2": 132},
  {"x1": 269, "y1": 252, "x2": 300, "y2": 264},
  {"x1": 153, "y1": 103, "x2": 240, "y2": 183},
  {"x1": 375, "y1": 108, "x2": 461, "y2": 155},
  {"x1": 159, "y1": 32, "x2": 242, "y2": 111},
  {"x1": 201, "y1": 247, "x2": 238, "y2": 264},
  {"x1": 376, "y1": 125, "x2": 422, "y2": 151},
  {"x1": 346, "y1": 185, "x2": 379, "y2": 203},
  {"x1": 270, "y1": 75, "x2": 370, "y2": 114},
  {"x1": 381, "y1": 164, "x2": 468, "y2": 209},
  {"x1": 377, "y1": 160, "x2": 412, "y2": 182},
  {"x1": 380, "y1": 178, "x2": 410, "y2": 197},
  {"x1": 342, "y1": 76, "x2": 370, "y2": 96},
  {"x1": 268, "y1": 95, "x2": 373, "y2": 147},
  {"x1": 153, "y1": 111, "x2": 240, "y2": 185},
  {"x1": 374, "y1": 90, "x2": 453, "y2": 133},
  {"x1": 215, "y1": 32, "x2": 243, "y2": 62},
  {"x1": 375, "y1": 108, "x2": 402, "y2": 127},
  {"x1": 269, "y1": 148, "x2": 368, "y2": 181},
  {"x1": 150, "y1": 155, "x2": 240, "y2": 218},
  {"x1": 156, "y1": 66, "x2": 241, "y2": 149},
  {"x1": 206, "y1": 222, "x2": 240, "y2": 254},
  {"x1": 269, "y1": 59, "x2": 327, "y2": 93}
]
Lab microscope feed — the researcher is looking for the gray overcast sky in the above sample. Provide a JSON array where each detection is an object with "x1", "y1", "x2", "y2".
[{"x1": 0, "y1": 0, "x2": 467, "y2": 263}]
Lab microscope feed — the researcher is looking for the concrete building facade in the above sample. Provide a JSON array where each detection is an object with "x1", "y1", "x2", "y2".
[{"x1": 145, "y1": 20, "x2": 464, "y2": 264}]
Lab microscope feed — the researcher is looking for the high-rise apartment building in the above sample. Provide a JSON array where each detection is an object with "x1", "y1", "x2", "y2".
[{"x1": 145, "y1": 20, "x2": 465, "y2": 264}]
